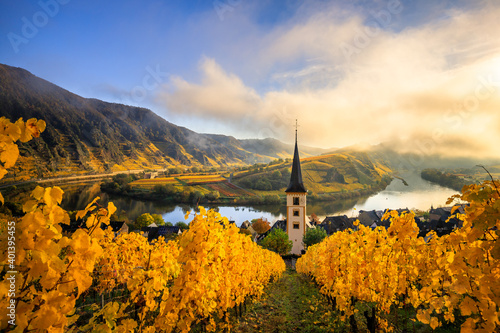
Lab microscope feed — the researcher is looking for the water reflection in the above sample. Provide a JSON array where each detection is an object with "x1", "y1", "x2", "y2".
[
  {"x1": 60, "y1": 182, "x2": 288, "y2": 225},
  {"x1": 335, "y1": 171, "x2": 458, "y2": 216},
  {"x1": 60, "y1": 171, "x2": 457, "y2": 226}
]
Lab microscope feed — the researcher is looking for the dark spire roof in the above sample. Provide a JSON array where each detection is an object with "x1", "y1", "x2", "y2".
[{"x1": 285, "y1": 125, "x2": 307, "y2": 193}]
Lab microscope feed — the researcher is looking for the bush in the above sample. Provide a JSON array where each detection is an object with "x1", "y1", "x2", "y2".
[
  {"x1": 169, "y1": 167, "x2": 183, "y2": 175},
  {"x1": 189, "y1": 191, "x2": 204, "y2": 204},
  {"x1": 260, "y1": 228, "x2": 292, "y2": 255},
  {"x1": 303, "y1": 227, "x2": 327, "y2": 249}
]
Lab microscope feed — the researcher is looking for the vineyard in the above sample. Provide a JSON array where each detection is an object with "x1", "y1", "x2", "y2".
[
  {"x1": 206, "y1": 182, "x2": 256, "y2": 197},
  {"x1": 131, "y1": 175, "x2": 227, "y2": 187},
  {"x1": 0, "y1": 117, "x2": 286, "y2": 332},
  {"x1": 297, "y1": 181, "x2": 500, "y2": 332},
  {"x1": 130, "y1": 175, "x2": 257, "y2": 199},
  {"x1": 0, "y1": 187, "x2": 285, "y2": 332},
  {"x1": 1, "y1": 117, "x2": 499, "y2": 332}
]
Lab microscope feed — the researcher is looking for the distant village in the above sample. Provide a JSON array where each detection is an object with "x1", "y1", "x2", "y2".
[{"x1": 251, "y1": 204, "x2": 467, "y2": 244}]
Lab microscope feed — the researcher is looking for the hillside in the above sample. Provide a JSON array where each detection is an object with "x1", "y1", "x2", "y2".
[
  {"x1": 0, "y1": 64, "x2": 253, "y2": 181},
  {"x1": 233, "y1": 150, "x2": 392, "y2": 195},
  {"x1": 0, "y1": 64, "x2": 327, "y2": 183},
  {"x1": 237, "y1": 138, "x2": 332, "y2": 160}
]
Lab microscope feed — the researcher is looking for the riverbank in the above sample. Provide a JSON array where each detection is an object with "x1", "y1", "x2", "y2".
[{"x1": 99, "y1": 173, "x2": 392, "y2": 207}]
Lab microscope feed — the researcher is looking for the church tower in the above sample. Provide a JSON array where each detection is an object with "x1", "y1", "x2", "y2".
[{"x1": 285, "y1": 123, "x2": 307, "y2": 255}]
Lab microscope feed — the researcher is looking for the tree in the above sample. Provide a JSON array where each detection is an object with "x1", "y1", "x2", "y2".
[
  {"x1": 175, "y1": 221, "x2": 189, "y2": 231},
  {"x1": 255, "y1": 179, "x2": 272, "y2": 191},
  {"x1": 205, "y1": 191, "x2": 220, "y2": 201},
  {"x1": 169, "y1": 167, "x2": 182, "y2": 175},
  {"x1": 303, "y1": 227, "x2": 327, "y2": 249},
  {"x1": 251, "y1": 218, "x2": 271, "y2": 234},
  {"x1": 272, "y1": 170, "x2": 282, "y2": 179},
  {"x1": 112, "y1": 173, "x2": 133, "y2": 186},
  {"x1": 308, "y1": 213, "x2": 320, "y2": 225},
  {"x1": 151, "y1": 213, "x2": 165, "y2": 225},
  {"x1": 260, "y1": 228, "x2": 292, "y2": 255},
  {"x1": 153, "y1": 184, "x2": 177, "y2": 196},
  {"x1": 263, "y1": 194, "x2": 281, "y2": 205},
  {"x1": 135, "y1": 213, "x2": 155, "y2": 229},
  {"x1": 189, "y1": 190, "x2": 204, "y2": 205}
]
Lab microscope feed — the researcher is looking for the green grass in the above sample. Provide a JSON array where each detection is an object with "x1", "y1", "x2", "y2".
[
  {"x1": 231, "y1": 269, "x2": 463, "y2": 333},
  {"x1": 233, "y1": 269, "x2": 347, "y2": 333}
]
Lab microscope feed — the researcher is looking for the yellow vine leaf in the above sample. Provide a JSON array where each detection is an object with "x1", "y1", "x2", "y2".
[{"x1": 0, "y1": 142, "x2": 19, "y2": 168}]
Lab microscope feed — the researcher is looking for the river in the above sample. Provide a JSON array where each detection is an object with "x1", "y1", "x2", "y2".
[{"x1": 60, "y1": 171, "x2": 458, "y2": 226}]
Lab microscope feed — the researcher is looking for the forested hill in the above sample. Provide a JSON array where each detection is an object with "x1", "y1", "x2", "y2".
[
  {"x1": 0, "y1": 64, "x2": 324, "y2": 182},
  {"x1": 233, "y1": 151, "x2": 392, "y2": 196}
]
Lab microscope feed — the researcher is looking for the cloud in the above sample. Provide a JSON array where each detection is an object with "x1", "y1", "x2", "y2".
[
  {"x1": 156, "y1": 1, "x2": 500, "y2": 159},
  {"x1": 158, "y1": 57, "x2": 261, "y2": 120}
]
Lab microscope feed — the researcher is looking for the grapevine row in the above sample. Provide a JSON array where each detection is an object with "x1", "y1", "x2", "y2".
[
  {"x1": 87, "y1": 207, "x2": 285, "y2": 332},
  {"x1": 297, "y1": 181, "x2": 499, "y2": 332}
]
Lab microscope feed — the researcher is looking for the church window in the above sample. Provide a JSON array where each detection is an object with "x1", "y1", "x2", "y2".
[
  {"x1": 293, "y1": 223, "x2": 300, "y2": 229},
  {"x1": 293, "y1": 197, "x2": 300, "y2": 205},
  {"x1": 293, "y1": 209, "x2": 299, "y2": 216}
]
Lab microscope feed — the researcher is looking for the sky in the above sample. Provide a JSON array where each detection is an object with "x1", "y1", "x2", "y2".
[{"x1": 1, "y1": 0, "x2": 500, "y2": 159}]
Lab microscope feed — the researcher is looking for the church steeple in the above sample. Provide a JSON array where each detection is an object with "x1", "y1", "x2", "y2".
[
  {"x1": 285, "y1": 120, "x2": 308, "y2": 255},
  {"x1": 285, "y1": 121, "x2": 307, "y2": 193}
]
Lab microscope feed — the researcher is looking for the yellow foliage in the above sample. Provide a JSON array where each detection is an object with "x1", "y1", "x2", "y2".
[
  {"x1": 0, "y1": 183, "x2": 115, "y2": 332},
  {"x1": 0, "y1": 117, "x2": 112, "y2": 332},
  {"x1": 297, "y1": 180, "x2": 500, "y2": 331},
  {"x1": 0, "y1": 117, "x2": 46, "y2": 202}
]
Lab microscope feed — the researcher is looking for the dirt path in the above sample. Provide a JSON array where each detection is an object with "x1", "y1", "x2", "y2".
[{"x1": 234, "y1": 269, "x2": 346, "y2": 333}]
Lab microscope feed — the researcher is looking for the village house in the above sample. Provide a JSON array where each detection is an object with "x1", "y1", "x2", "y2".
[
  {"x1": 357, "y1": 208, "x2": 418, "y2": 230},
  {"x1": 144, "y1": 171, "x2": 158, "y2": 179},
  {"x1": 239, "y1": 220, "x2": 259, "y2": 239},
  {"x1": 357, "y1": 210, "x2": 385, "y2": 228},
  {"x1": 317, "y1": 215, "x2": 355, "y2": 235},
  {"x1": 142, "y1": 225, "x2": 182, "y2": 242},
  {"x1": 104, "y1": 221, "x2": 129, "y2": 237},
  {"x1": 427, "y1": 205, "x2": 466, "y2": 236},
  {"x1": 61, "y1": 220, "x2": 128, "y2": 238}
]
